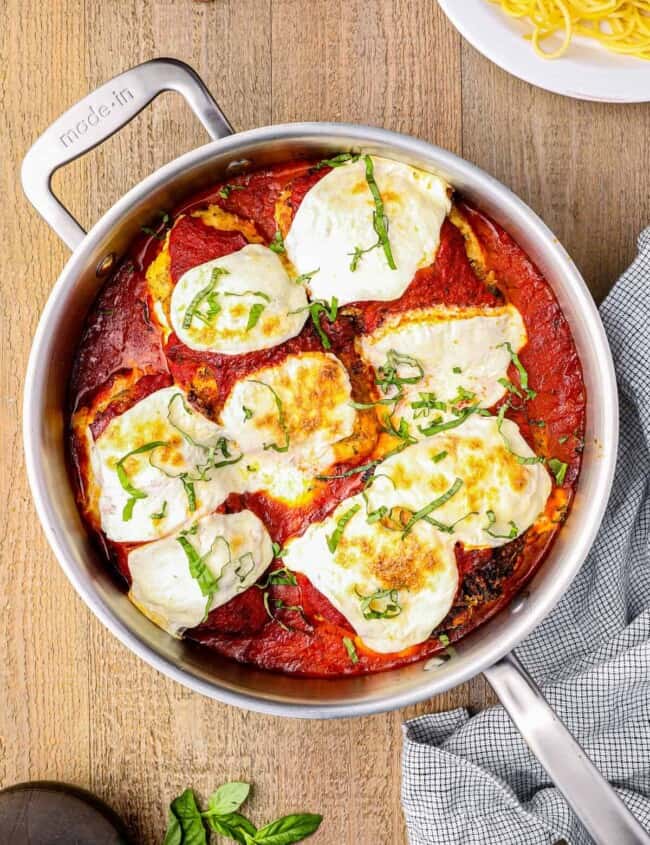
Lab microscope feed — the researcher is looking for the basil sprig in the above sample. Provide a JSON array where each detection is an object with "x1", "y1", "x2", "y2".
[{"x1": 163, "y1": 781, "x2": 322, "y2": 845}]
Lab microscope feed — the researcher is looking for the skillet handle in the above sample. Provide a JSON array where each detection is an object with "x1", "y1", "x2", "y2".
[
  {"x1": 21, "y1": 58, "x2": 233, "y2": 251},
  {"x1": 484, "y1": 652, "x2": 650, "y2": 844}
]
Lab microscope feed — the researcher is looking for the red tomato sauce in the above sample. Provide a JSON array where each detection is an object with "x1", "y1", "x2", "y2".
[{"x1": 68, "y1": 157, "x2": 585, "y2": 678}]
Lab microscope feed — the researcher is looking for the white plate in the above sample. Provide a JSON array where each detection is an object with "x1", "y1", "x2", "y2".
[{"x1": 437, "y1": 0, "x2": 650, "y2": 103}]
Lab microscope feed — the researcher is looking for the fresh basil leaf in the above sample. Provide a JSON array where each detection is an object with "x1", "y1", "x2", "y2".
[
  {"x1": 163, "y1": 808, "x2": 182, "y2": 845},
  {"x1": 167, "y1": 789, "x2": 207, "y2": 845},
  {"x1": 206, "y1": 781, "x2": 250, "y2": 816},
  {"x1": 495, "y1": 404, "x2": 544, "y2": 465},
  {"x1": 207, "y1": 811, "x2": 257, "y2": 844},
  {"x1": 253, "y1": 812, "x2": 323, "y2": 844}
]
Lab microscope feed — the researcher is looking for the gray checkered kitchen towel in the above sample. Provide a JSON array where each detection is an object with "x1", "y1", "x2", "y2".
[{"x1": 402, "y1": 228, "x2": 650, "y2": 845}]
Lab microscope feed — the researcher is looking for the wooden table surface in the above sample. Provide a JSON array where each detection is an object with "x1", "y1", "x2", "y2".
[{"x1": 1, "y1": 2, "x2": 648, "y2": 843}]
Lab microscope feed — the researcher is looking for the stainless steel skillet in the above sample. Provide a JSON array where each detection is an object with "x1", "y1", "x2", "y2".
[{"x1": 21, "y1": 58, "x2": 647, "y2": 844}]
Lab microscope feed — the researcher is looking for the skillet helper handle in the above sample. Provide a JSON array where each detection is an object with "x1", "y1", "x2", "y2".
[
  {"x1": 484, "y1": 652, "x2": 650, "y2": 845},
  {"x1": 21, "y1": 57, "x2": 233, "y2": 251}
]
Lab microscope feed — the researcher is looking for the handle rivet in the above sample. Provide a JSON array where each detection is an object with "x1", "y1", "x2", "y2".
[
  {"x1": 509, "y1": 592, "x2": 529, "y2": 614},
  {"x1": 96, "y1": 253, "x2": 116, "y2": 277},
  {"x1": 226, "y1": 158, "x2": 252, "y2": 175}
]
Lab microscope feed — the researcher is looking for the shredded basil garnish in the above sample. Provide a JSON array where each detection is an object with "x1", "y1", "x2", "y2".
[
  {"x1": 498, "y1": 341, "x2": 536, "y2": 400},
  {"x1": 484, "y1": 509, "x2": 518, "y2": 540},
  {"x1": 150, "y1": 501, "x2": 167, "y2": 520},
  {"x1": 182, "y1": 267, "x2": 229, "y2": 330},
  {"x1": 327, "y1": 504, "x2": 361, "y2": 553},
  {"x1": 411, "y1": 392, "x2": 447, "y2": 418},
  {"x1": 382, "y1": 413, "x2": 417, "y2": 445},
  {"x1": 558, "y1": 434, "x2": 569, "y2": 444},
  {"x1": 242, "y1": 405, "x2": 253, "y2": 421},
  {"x1": 496, "y1": 404, "x2": 544, "y2": 465},
  {"x1": 548, "y1": 457, "x2": 568, "y2": 485},
  {"x1": 246, "y1": 302, "x2": 266, "y2": 331},
  {"x1": 452, "y1": 366, "x2": 462, "y2": 374},
  {"x1": 177, "y1": 534, "x2": 220, "y2": 597},
  {"x1": 356, "y1": 587, "x2": 402, "y2": 620},
  {"x1": 263, "y1": 593, "x2": 304, "y2": 631},
  {"x1": 248, "y1": 380, "x2": 290, "y2": 452},
  {"x1": 218, "y1": 183, "x2": 245, "y2": 199},
  {"x1": 256, "y1": 566, "x2": 297, "y2": 589},
  {"x1": 342, "y1": 636, "x2": 359, "y2": 664},
  {"x1": 432, "y1": 451, "x2": 448, "y2": 463},
  {"x1": 269, "y1": 231, "x2": 285, "y2": 254},
  {"x1": 361, "y1": 154, "x2": 396, "y2": 270},
  {"x1": 271, "y1": 542, "x2": 287, "y2": 559},
  {"x1": 234, "y1": 552, "x2": 256, "y2": 583},
  {"x1": 376, "y1": 350, "x2": 424, "y2": 395},
  {"x1": 181, "y1": 476, "x2": 196, "y2": 512},
  {"x1": 314, "y1": 152, "x2": 360, "y2": 170},
  {"x1": 498, "y1": 377, "x2": 523, "y2": 398},
  {"x1": 294, "y1": 269, "x2": 320, "y2": 285},
  {"x1": 419, "y1": 406, "x2": 478, "y2": 436},
  {"x1": 401, "y1": 477, "x2": 464, "y2": 538},
  {"x1": 291, "y1": 297, "x2": 338, "y2": 350},
  {"x1": 116, "y1": 441, "x2": 167, "y2": 521},
  {"x1": 141, "y1": 210, "x2": 169, "y2": 240},
  {"x1": 349, "y1": 396, "x2": 401, "y2": 410},
  {"x1": 224, "y1": 289, "x2": 271, "y2": 302}
]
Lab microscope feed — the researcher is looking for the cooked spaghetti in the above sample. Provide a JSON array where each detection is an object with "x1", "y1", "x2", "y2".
[{"x1": 489, "y1": 0, "x2": 650, "y2": 59}]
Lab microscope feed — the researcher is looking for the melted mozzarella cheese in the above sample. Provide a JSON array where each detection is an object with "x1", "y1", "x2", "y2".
[
  {"x1": 283, "y1": 412, "x2": 550, "y2": 654},
  {"x1": 170, "y1": 244, "x2": 308, "y2": 354},
  {"x1": 360, "y1": 305, "x2": 527, "y2": 421},
  {"x1": 90, "y1": 387, "x2": 237, "y2": 543},
  {"x1": 285, "y1": 156, "x2": 451, "y2": 306},
  {"x1": 282, "y1": 495, "x2": 458, "y2": 654},
  {"x1": 220, "y1": 352, "x2": 357, "y2": 499},
  {"x1": 365, "y1": 415, "x2": 552, "y2": 549},
  {"x1": 128, "y1": 509, "x2": 272, "y2": 636}
]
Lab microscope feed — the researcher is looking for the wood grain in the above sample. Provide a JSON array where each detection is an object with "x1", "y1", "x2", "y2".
[{"x1": 0, "y1": 1, "x2": 647, "y2": 843}]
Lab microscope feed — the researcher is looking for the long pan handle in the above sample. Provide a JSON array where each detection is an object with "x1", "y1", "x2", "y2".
[
  {"x1": 21, "y1": 58, "x2": 233, "y2": 250},
  {"x1": 484, "y1": 652, "x2": 650, "y2": 844}
]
